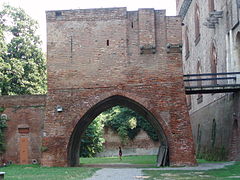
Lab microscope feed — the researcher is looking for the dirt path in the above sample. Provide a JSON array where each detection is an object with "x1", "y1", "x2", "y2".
[{"x1": 85, "y1": 162, "x2": 234, "y2": 180}]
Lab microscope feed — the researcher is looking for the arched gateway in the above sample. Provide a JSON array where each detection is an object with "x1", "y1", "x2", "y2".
[
  {"x1": 42, "y1": 7, "x2": 196, "y2": 167},
  {"x1": 68, "y1": 95, "x2": 168, "y2": 166}
]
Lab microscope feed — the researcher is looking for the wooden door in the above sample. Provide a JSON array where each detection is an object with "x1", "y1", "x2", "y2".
[{"x1": 20, "y1": 137, "x2": 29, "y2": 164}]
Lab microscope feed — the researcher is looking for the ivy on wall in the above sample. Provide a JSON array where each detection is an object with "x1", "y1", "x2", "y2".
[
  {"x1": 103, "y1": 106, "x2": 159, "y2": 143},
  {"x1": 80, "y1": 106, "x2": 159, "y2": 157},
  {"x1": 0, "y1": 107, "x2": 7, "y2": 154}
]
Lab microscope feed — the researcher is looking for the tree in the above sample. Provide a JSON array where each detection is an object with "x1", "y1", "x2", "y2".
[
  {"x1": 79, "y1": 117, "x2": 105, "y2": 157},
  {"x1": 104, "y1": 106, "x2": 159, "y2": 143},
  {"x1": 0, "y1": 4, "x2": 46, "y2": 95}
]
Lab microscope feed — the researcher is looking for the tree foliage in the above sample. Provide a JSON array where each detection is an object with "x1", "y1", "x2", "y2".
[
  {"x1": 0, "y1": 107, "x2": 7, "y2": 154},
  {"x1": 0, "y1": 4, "x2": 46, "y2": 95},
  {"x1": 79, "y1": 116, "x2": 105, "y2": 157},
  {"x1": 103, "y1": 106, "x2": 159, "y2": 143},
  {"x1": 80, "y1": 106, "x2": 159, "y2": 157}
]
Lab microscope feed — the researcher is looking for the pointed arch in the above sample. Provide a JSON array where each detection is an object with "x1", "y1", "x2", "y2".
[
  {"x1": 229, "y1": 119, "x2": 240, "y2": 160},
  {"x1": 194, "y1": 3, "x2": 201, "y2": 44},
  {"x1": 234, "y1": 32, "x2": 240, "y2": 71},
  {"x1": 185, "y1": 26, "x2": 190, "y2": 59},
  {"x1": 67, "y1": 95, "x2": 168, "y2": 167},
  {"x1": 210, "y1": 42, "x2": 217, "y2": 85},
  {"x1": 211, "y1": 119, "x2": 217, "y2": 147}
]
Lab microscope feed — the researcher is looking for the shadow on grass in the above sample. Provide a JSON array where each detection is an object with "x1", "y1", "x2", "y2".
[
  {"x1": 1, "y1": 164, "x2": 98, "y2": 180},
  {"x1": 143, "y1": 161, "x2": 240, "y2": 180}
]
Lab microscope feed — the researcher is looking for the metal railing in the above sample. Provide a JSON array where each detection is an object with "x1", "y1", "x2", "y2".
[{"x1": 184, "y1": 72, "x2": 240, "y2": 94}]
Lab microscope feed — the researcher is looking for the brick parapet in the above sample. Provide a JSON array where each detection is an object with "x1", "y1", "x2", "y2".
[{"x1": 46, "y1": 7, "x2": 127, "y2": 22}]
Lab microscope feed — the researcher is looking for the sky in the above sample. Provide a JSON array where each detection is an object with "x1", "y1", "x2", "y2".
[{"x1": 0, "y1": 0, "x2": 176, "y2": 51}]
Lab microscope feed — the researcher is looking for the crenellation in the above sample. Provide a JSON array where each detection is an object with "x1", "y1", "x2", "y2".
[{"x1": 46, "y1": 7, "x2": 127, "y2": 22}]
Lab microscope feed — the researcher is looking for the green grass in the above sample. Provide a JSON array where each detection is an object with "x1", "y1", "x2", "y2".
[
  {"x1": 1, "y1": 164, "x2": 98, "y2": 180},
  {"x1": 80, "y1": 156, "x2": 221, "y2": 165},
  {"x1": 80, "y1": 155, "x2": 157, "y2": 165},
  {"x1": 143, "y1": 161, "x2": 240, "y2": 180},
  {"x1": 197, "y1": 159, "x2": 226, "y2": 164},
  {"x1": 2, "y1": 157, "x2": 236, "y2": 180}
]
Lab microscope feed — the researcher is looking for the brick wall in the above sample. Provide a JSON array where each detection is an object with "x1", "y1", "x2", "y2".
[
  {"x1": 42, "y1": 8, "x2": 196, "y2": 167},
  {"x1": 96, "y1": 128, "x2": 160, "y2": 157},
  {"x1": 0, "y1": 95, "x2": 45, "y2": 164}
]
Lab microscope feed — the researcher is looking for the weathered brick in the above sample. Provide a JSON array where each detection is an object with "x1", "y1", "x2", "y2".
[{"x1": 42, "y1": 7, "x2": 196, "y2": 167}]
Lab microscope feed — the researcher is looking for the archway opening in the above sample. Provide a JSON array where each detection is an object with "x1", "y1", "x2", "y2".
[
  {"x1": 229, "y1": 119, "x2": 240, "y2": 161},
  {"x1": 67, "y1": 95, "x2": 168, "y2": 167},
  {"x1": 235, "y1": 32, "x2": 240, "y2": 72}
]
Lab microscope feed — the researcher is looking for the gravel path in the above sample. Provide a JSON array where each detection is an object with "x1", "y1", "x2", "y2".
[
  {"x1": 85, "y1": 162, "x2": 234, "y2": 180},
  {"x1": 85, "y1": 168, "x2": 144, "y2": 180}
]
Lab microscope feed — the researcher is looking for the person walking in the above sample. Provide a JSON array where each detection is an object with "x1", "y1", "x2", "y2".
[{"x1": 119, "y1": 147, "x2": 122, "y2": 160}]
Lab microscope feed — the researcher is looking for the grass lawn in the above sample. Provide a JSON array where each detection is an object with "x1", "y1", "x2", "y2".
[
  {"x1": 197, "y1": 159, "x2": 226, "y2": 164},
  {"x1": 80, "y1": 155, "x2": 157, "y2": 165},
  {"x1": 1, "y1": 164, "x2": 98, "y2": 180},
  {"x1": 143, "y1": 161, "x2": 240, "y2": 180},
  {"x1": 1, "y1": 157, "x2": 237, "y2": 180}
]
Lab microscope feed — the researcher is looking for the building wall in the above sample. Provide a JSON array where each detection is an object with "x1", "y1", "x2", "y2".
[
  {"x1": 178, "y1": 0, "x2": 240, "y2": 160},
  {"x1": 176, "y1": 0, "x2": 186, "y2": 14},
  {"x1": 42, "y1": 8, "x2": 196, "y2": 167},
  {"x1": 182, "y1": 0, "x2": 228, "y2": 112},
  {"x1": 0, "y1": 95, "x2": 45, "y2": 164},
  {"x1": 96, "y1": 128, "x2": 160, "y2": 157}
]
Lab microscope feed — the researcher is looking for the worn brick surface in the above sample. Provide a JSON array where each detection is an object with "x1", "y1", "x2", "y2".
[
  {"x1": 0, "y1": 95, "x2": 45, "y2": 164},
  {"x1": 42, "y1": 8, "x2": 196, "y2": 167}
]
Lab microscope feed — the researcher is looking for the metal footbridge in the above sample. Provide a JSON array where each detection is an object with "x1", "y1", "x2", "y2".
[{"x1": 184, "y1": 72, "x2": 240, "y2": 94}]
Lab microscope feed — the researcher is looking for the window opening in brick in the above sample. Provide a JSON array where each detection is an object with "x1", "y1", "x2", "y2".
[
  {"x1": 107, "y1": 40, "x2": 109, "y2": 46},
  {"x1": 186, "y1": 95, "x2": 191, "y2": 109},
  {"x1": 55, "y1": 11, "x2": 62, "y2": 17},
  {"x1": 194, "y1": 4, "x2": 201, "y2": 45},
  {"x1": 211, "y1": 119, "x2": 216, "y2": 148},
  {"x1": 185, "y1": 77, "x2": 192, "y2": 109},
  {"x1": 235, "y1": 32, "x2": 240, "y2": 71},
  {"x1": 197, "y1": 124, "x2": 202, "y2": 154},
  {"x1": 210, "y1": 43, "x2": 217, "y2": 85},
  {"x1": 131, "y1": 22, "x2": 134, "y2": 28},
  {"x1": 185, "y1": 26, "x2": 190, "y2": 59},
  {"x1": 18, "y1": 128, "x2": 30, "y2": 134}
]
